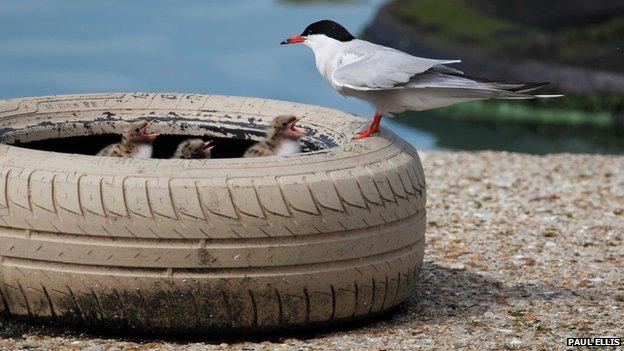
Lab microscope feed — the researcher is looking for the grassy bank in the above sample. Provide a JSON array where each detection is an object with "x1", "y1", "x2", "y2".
[
  {"x1": 418, "y1": 100, "x2": 617, "y2": 129},
  {"x1": 387, "y1": 0, "x2": 624, "y2": 72}
]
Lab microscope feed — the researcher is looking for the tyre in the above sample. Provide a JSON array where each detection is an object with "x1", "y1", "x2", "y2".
[{"x1": 0, "y1": 93, "x2": 426, "y2": 334}]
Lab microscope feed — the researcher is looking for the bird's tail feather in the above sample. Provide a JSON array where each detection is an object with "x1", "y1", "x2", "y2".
[
  {"x1": 534, "y1": 94, "x2": 564, "y2": 98},
  {"x1": 507, "y1": 82, "x2": 549, "y2": 93},
  {"x1": 407, "y1": 71, "x2": 562, "y2": 99}
]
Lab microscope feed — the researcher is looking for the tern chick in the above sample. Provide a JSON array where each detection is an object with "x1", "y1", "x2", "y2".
[
  {"x1": 97, "y1": 121, "x2": 159, "y2": 158},
  {"x1": 244, "y1": 115, "x2": 306, "y2": 158},
  {"x1": 173, "y1": 139, "x2": 214, "y2": 159}
]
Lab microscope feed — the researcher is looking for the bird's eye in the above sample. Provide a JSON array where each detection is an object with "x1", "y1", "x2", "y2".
[{"x1": 135, "y1": 129, "x2": 139, "y2": 132}]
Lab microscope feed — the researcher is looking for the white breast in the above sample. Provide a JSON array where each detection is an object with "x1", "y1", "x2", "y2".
[
  {"x1": 306, "y1": 36, "x2": 360, "y2": 93},
  {"x1": 307, "y1": 39, "x2": 343, "y2": 89},
  {"x1": 132, "y1": 144, "x2": 153, "y2": 159},
  {"x1": 276, "y1": 140, "x2": 301, "y2": 156}
]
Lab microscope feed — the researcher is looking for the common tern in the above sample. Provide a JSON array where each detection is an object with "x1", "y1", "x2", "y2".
[{"x1": 281, "y1": 20, "x2": 561, "y2": 139}]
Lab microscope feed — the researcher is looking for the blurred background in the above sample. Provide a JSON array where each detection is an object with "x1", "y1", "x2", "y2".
[{"x1": 1, "y1": 0, "x2": 622, "y2": 154}]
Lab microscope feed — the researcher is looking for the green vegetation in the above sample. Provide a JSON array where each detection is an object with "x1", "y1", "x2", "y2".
[
  {"x1": 391, "y1": 0, "x2": 514, "y2": 45},
  {"x1": 388, "y1": 0, "x2": 624, "y2": 72},
  {"x1": 417, "y1": 100, "x2": 616, "y2": 129}
]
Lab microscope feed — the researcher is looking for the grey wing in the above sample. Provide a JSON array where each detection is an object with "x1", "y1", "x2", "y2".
[
  {"x1": 331, "y1": 47, "x2": 461, "y2": 91},
  {"x1": 332, "y1": 43, "x2": 557, "y2": 97}
]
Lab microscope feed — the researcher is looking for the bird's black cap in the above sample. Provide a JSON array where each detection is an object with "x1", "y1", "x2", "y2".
[{"x1": 301, "y1": 20, "x2": 355, "y2": 42}]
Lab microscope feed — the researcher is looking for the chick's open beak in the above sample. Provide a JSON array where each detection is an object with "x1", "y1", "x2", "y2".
[
  {"x1": 288, "y1": 118, "x2": 307, "y2": 137},
  {"x1": 280, "y1": 35, "x2": 306, "y2": 45},
  {"x1": 140, "y1": 122, "x2": 160, "y2": 141},
  {"x1": 202, "y1": 141, "x2": 215, "y2": 153}
]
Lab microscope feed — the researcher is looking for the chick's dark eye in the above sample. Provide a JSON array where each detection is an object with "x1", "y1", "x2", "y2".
[{"x1": 135, "y1": 129, "x2": 139, "y2": 132}]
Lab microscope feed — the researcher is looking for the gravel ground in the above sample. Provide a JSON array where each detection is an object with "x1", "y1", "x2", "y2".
[{"x1": 0, "y1": 151, "x2": 622, "y2": 350}]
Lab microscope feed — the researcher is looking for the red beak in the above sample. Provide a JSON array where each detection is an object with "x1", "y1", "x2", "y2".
[{"x1": 280, "y1": 35, "x2": 306, "y2": 45}]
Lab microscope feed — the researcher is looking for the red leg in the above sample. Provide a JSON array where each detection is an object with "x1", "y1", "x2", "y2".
[
  {"x1": 371, "y1": 113, "x2": 382, "y2": 133},
  {"x1": 356, "y1": 112, "x2": 383, "y2": 139}
]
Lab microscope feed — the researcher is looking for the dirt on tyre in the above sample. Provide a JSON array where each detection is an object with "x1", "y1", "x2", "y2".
[{"x1": 0, "y1": 93, "x2": 426, "y2": 334}]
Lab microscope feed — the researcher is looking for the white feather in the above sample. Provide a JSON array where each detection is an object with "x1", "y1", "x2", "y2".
[
  {"x1": 276, "y1": 140, "x2": 301, "y2": 156},
  {"x1": 132, "y1": 144, "x2": 153, "y2": 159},
  {"x1": 301, "y1": 34, "x2": 560, "y2": 114},
  {"x1": 304, "y1": 36, "x2": 458, "y2": 93}
]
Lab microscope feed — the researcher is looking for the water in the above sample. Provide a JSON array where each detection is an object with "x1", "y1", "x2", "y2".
[{"x1": 0, "y1": 1, "x2": 620, "y2": 154}]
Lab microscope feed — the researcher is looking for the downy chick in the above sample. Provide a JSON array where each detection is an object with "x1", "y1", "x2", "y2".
[
  {"x1": 173, "y1": 139, "x2": 214, "y2": 159},
  {"x1": 97, "y1": 121, "x2": 159, "y2": 158},
  {"x1": 244, "y1": 115, "x2": 306, "y2": 158}
]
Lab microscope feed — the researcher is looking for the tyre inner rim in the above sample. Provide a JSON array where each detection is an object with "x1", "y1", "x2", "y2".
[{"x1": 0, "y1": 115, "x2": 340, "y2": 158}]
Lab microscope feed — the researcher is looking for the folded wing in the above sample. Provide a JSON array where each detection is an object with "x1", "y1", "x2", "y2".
[
  {"x1": 331, "y1": 44, "x2": 560, "y2": 100},
  {"x1": 331, "y1": 46, "x2": 461, "y2": 91}
]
